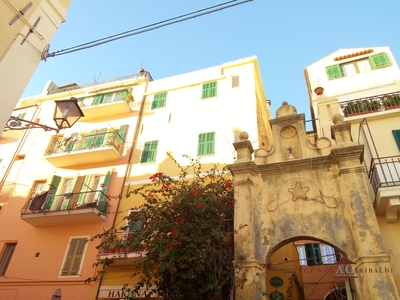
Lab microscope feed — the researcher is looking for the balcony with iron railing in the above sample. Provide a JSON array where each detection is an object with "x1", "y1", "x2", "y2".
[
  {"x1": 20, "y1": 190, "x2": 109, "y2": 226},
  {"x1": 368, "y1": 155, "x2": 400, "y2": 221},
  {"x1": 97, "y1": 231, "x2": 147, "y2": 265},
  {"x1": 78, "y1": 89, "x2": 136, "y2": 121},
  {"x1": 339, "y1": 91, "x2": 400, "y2": 117},
  {"x1": 44, "y1": 130, "x2": 125, "y2": 168}
]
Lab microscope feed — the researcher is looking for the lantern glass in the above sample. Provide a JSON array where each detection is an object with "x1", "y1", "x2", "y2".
[{"x1": 53, "y1": 98, "x2": 84, "y2": 130}]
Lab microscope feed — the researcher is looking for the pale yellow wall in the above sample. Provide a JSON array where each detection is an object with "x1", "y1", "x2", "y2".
[{"x1": 0, "y1": 0, "x2": 72, "y2": 133}]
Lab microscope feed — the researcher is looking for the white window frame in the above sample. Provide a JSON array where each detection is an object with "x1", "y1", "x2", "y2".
[{"x1": 58, "y1": 236, "x2": 89, "y2": 278}]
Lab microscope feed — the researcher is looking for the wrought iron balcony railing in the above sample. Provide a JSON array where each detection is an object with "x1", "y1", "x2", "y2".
[
  {"x1": 45, "y1": 130, "x2": 125, "y2": 156},
  {"x1": 339, "y1": 91, "x2": 400, "y2": 117},
  {"x1": 368, "y1": 155, "x2": 400, "y2": 194},
  {"x1": 20, "y1": 190, "x2": 109, "y2": 215}
]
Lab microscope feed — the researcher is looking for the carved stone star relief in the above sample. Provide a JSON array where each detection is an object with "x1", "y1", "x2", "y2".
[{"x1": 288, "y1": 182, "x2": 310, "y2": 201}]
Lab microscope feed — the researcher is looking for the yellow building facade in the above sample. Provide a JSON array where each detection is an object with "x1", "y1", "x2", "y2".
[{"x1": 0, "y1": 57, "x2": 272, "y2": 299}]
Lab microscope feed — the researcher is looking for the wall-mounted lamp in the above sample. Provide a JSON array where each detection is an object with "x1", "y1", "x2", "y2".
[{"x1": 4, "y1": 97, "x2": 84, "y2": 133}]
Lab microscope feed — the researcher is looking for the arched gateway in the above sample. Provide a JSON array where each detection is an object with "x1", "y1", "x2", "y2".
[{"x1": 229, "y1": 102, "x2": 399, "y2": 299}]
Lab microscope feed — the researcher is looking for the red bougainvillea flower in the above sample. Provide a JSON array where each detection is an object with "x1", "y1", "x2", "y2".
[
  {"x1": 198, "y1": 202, "x2": 203, "y2": 209},
  {"x1": 192, "y1": 189, "x2": 200, "y2": 196},
  {"x1": 170, "y1": 230, "x2": 176, "y2": 237},
  {"x1": 149, "y1": 172, "x2": 163, "y2": 182},
  {"x1": 166, "y1": 242, "x2": 173, "y2": 249},
  {"x1": 161, "y1": 183, "x2": 170, "y2": 191},
  {"x1": 225, "y1": 182, "x2": 233, "y2": 189}
]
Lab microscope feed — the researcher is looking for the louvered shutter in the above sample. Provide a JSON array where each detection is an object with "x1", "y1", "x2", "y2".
[
  {"x1": 117, "y1": 124, "x2": 128, "y2": 144},
  {"x1": 85, "y1": 130, "x2": 97, "y2": 148},
  {"x1": 325, "y1": 64, "x2": 343, "y2": 80},
  {"x1": 65, "y1": 133, "x2": 78, "y2": 152},
  {"x1": 198, "y1": 132, "x2": 215, "y2": 156},
  {"x1": 61, "y1": 238, "x2": 87, "y2": 275},
  {"x1": 94, "y1": 128, "x2": 107, "y2": 147},
  {"x1": 98, "y1": 171, "x2": 111, "y2": 203},
  {"x1": 92, "y1": 94, "x2": 104, "y2": 105},
  {"x1": 140, "y1": 141, "x2": 158, "y2": 163},
  {"x1": 202, "y1": 83, "x2": 210, "y2": 99},
  {"x1": 44, "y1": 175, "x2": 61, "y2": 210},
  {"x1": 369, "y1": 52, "x2": 391, "y2": 69},
  {"x1": 77, "y1": 175, "x2": 92, "y2": 205},
  {"x1": 209, "y1": 82, "x2": 217, "y2": 98}
]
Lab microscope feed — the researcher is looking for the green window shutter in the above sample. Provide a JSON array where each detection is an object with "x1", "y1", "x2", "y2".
[
  {"x1": 117, "y1": 124, "x2": 128, "y2": 144},
  {"x1": 65, "y1": 133, "x2": 78, "y2": 152},
  {"x1": 92, "y1": 94, "x2": 104, "y2": 105},
  {"x1": 140, "y1": 140, "x2": 159, "y2": 163},
  {"x1": 114, "y1": 89, "x2": 128, "y2": 102},
  {"x1": 85, "y1": 130, "x2": 97, "y2": 149},
  {"x1": 369, "y1": 52, "x2": 391, "y2": 69},
  {"x1": 94, "y1": 128, "x2": 107, "y2": 148},
  {"x1": 305, "y1": 243, "x2": 322, "y2": 265},
  {"x1": 151, "y1": 92, "x2": 167, "y2": 110},
  {"x1": 392, "y1": 130, "x2": 400, "y2": 151},
  {"x1": 77, "y1": 175, "x2": 92, "y2": 205},
  {"x1": 201, "y1": 82, "x2": 218, "y2": 99},
  {"x1": 17, "y1": 113, "x2": 26, "y2": 119},
  {"x1": 197, "y1": 132, "x2": 215, "y2": 156},
  {"x1": 325, "y1": 64, "x2": 343, "y2": 80},
  {"x1": 98, "y1": 171, "x2": 111, "y2": 203},
  {"x1": 44, "y1": 175, "x2": 61, "y2": 210},
  {"x1": 61, "y1": 238, "x2": 87, "y2": 275}
]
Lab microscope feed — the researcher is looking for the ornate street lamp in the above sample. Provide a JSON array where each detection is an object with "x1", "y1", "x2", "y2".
[{"x1": 4, "y1": 97, "x2": 84, "y2": 133}]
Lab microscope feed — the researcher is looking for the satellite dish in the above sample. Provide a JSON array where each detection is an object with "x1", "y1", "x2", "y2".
[{"x1": 51, "y1": 288, "x2": 62, "y2": 299}]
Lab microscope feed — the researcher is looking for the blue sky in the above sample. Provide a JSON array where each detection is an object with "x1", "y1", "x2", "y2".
[{"x1": 22, "y1": 0, "x2": 400, "y2": 126}]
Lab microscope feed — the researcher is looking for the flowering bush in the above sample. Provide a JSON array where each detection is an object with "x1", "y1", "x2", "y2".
[{"x1": 124, "y1": 156, "x2": 235, "y2": 300}]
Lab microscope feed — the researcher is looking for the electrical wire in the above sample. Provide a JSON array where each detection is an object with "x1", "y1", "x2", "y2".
[{"x1": 46, "y1": 0, "x2": 252, "y2": 58}]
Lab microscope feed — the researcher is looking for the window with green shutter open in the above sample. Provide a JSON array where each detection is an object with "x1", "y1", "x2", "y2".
[
  {"x1": 325, "y1": 64, "x2": 343, "y2": 80},
  {"x1": 198, "y1": 132, "x2": 215, "y2": 156},
  {"x1": 201, "y1": 82, "x2": 217, "y2": 99},
  {"x1": 140, "y1": 140, "x2": 159, "y2": 163},
  {"x1": 151, "y1": 92, "x2": 167, "y2": 109},
  {"x1": 369, "y1": 52, "x2": 391, "y2": 69}
]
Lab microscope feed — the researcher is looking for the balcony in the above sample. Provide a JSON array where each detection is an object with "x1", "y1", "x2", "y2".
[
  {"x1": 368, "y1": 155, "x2": 400, "y2": 222},
  {"x1": 339, "y1": 92, "x2": 400, "y2": 117},
  {"x1": 44, "y1": 130, "x2": 125, "y2": 169},
  {"x1": 78, "y1": 89, "x2": 136, "y2": 121},
  {"x1": 20, "y1": 190, "x2": 109, "y2": 226},
  {"x1": 97, "y1": 231, "x2": 147, "y2": 266}
]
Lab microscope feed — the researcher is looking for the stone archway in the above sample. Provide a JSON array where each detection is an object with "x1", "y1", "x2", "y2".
[{"x1": 229, "y1": 102, "x2": 399, "y2": 300}]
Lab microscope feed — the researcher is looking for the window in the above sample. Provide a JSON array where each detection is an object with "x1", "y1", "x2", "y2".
[
  {"x1": 201, "y1": 82, "x2": 217, "y2": 99},
  {"x1": 326, "y1": 52, "x2": 391, "y2": 80},
  {"x1": 297, "y1": 243, "x2": 338, "y2": 266},
  {"x1": 369, "y1": 52, "x2": 391, "y2": 69},
  {"x1": 198, "y1": 132, "x2": 215, "y2": 156},
  {"x1": 232, "y1": 76, "x2": 239, "y2": 88},
  {"x1": 126, "y1": 210, "x2": 145, "y2": 232},
  {"x1": 151, "y1": 92, "x2": 167, "y2": 109},
  {"x1": 61, "y1": 238, "x2": 87, "y2": 276},
  {"x1": 392, "y1": 130, "x2": 400, "y2": 151},
  {"x1": 140, "y1": 140, "x2": 159, "y2": 163},
  {"x1": 91, "y1": 89, "x2": 131, "y2": 105},
  {"x1": 0, "y1": 243, "x2": 17, "y2": 276}
]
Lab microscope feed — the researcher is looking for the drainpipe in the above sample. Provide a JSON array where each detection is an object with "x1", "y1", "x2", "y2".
[{"x1": 113, "y1": 76, "x2": 150, "y2": 222}]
